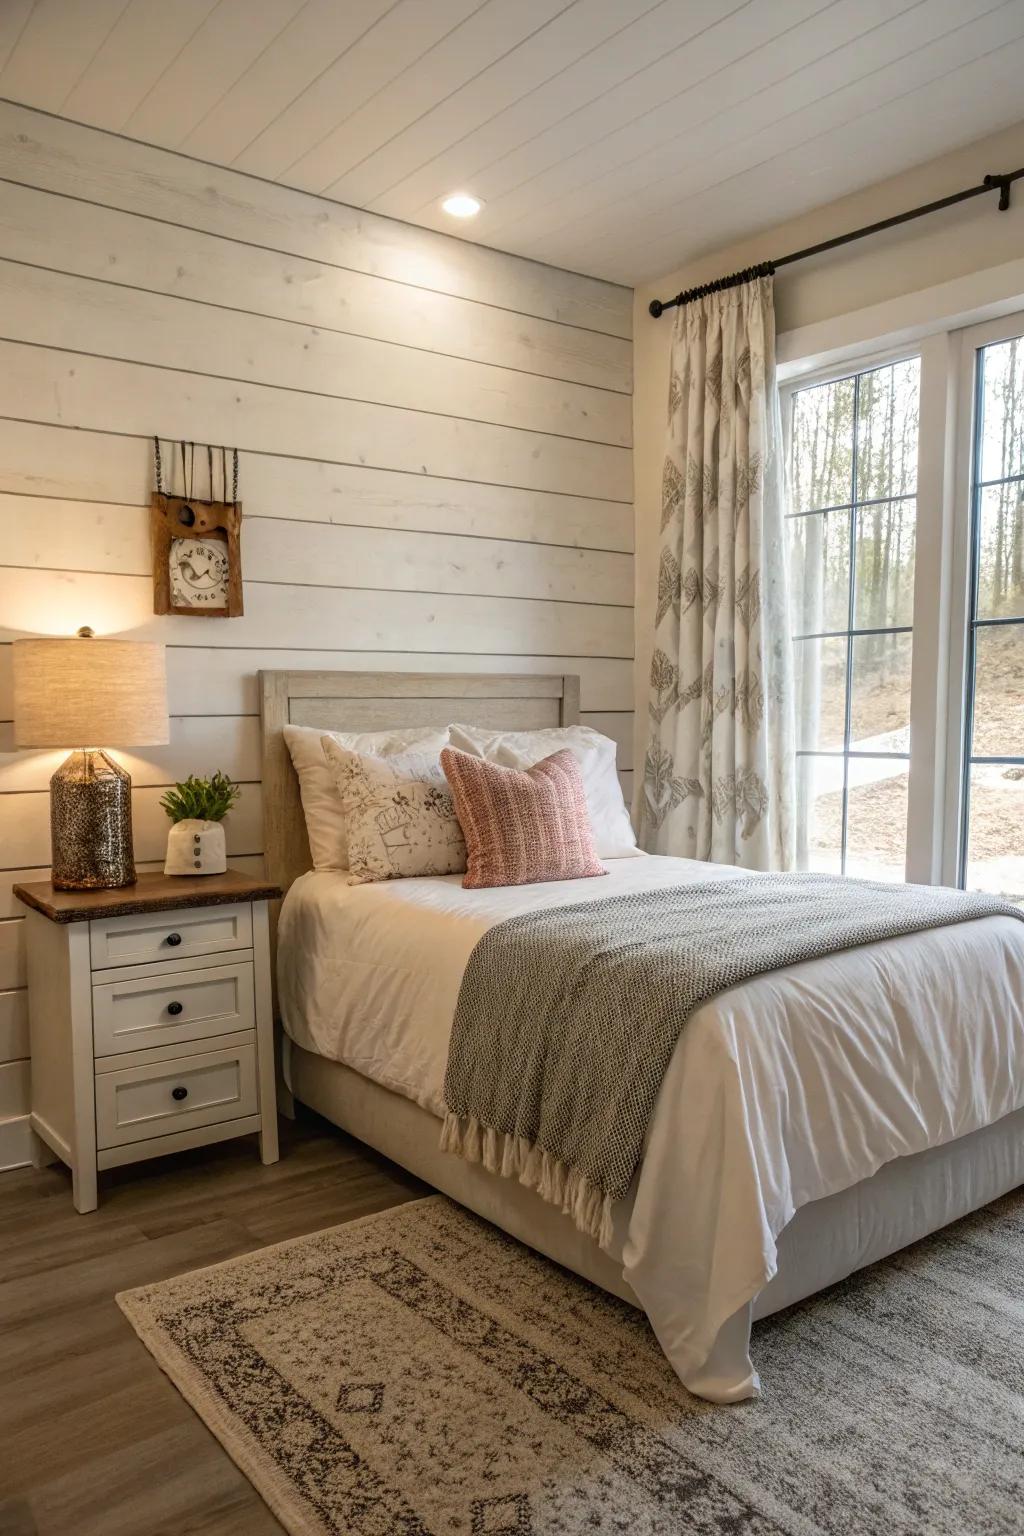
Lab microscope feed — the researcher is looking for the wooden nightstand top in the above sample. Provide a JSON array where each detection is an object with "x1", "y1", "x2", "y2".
[{"x1": 12, "y1": 870, "x2": 282, "y2": 923}]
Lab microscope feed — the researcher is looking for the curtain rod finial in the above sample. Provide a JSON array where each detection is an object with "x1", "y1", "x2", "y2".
[{"x1": 649, "y1": 298, "x2": 665, "y2": 318}]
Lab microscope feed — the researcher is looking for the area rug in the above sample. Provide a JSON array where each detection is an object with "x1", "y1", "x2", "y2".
[{"x1": 117, "y1": 1191, "x2": 1024, "y2": 1535}]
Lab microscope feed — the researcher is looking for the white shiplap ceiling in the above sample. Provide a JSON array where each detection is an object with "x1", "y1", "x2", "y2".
[{"x1": 2, "y1": 0, "x2": 1023, "y2": 288}]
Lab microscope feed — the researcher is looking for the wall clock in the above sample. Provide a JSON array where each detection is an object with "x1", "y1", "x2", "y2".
[
  {"x1": 169, "y1": 536, "x2": 230, "y2": 609},
  {"x1": 151, "y1": 441, "x2": 243, "y2": 618}
]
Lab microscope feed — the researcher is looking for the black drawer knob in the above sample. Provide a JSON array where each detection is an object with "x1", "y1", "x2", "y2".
[
  {"x1": 166, "y1": 1001, "x2": 183, "y2": 1017},
  {"x1": 166, "y1": 932, "x2": 182, "y2": 947},
  {"x1": 171, "y1": 1086, "x2": 188, "y2": 1102}
]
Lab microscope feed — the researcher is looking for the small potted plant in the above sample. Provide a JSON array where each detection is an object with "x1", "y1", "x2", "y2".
[{"x1": 160, "y1": 771, "x2": 240, "y2": 876}]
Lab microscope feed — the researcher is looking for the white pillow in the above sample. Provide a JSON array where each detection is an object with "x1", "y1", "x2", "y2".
[
  {"x1": 321, "y1": 739, "x2": 466, "y2": 884},
  {"x1": 283, "y1": 723, "x2": 449, "y2": 870},
  {"x1": 446, "y1": 722, "x2": 639, "y2": 859}
]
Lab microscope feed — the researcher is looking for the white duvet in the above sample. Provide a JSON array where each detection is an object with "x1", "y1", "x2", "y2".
[{"x1": 278, "y1": 855, "x2": 1024, "y2": 1400}]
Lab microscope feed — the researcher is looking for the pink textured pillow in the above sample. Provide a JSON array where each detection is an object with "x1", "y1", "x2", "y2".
[{"x1": 441, "y1": 745, "x2": 607, "y2": 890}]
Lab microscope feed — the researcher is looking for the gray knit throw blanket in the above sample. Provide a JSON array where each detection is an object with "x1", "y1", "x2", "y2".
[{"x1": 441, "y1": 872, "x2": 1022, "y2": 1248}]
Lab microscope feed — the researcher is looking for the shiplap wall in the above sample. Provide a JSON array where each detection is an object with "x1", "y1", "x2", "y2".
[{"x1": 0, "y1": 102, "x2": 634, "y2": 1169}]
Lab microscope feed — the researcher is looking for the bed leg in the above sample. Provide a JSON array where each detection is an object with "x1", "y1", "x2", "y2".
[
  {"x1": 279, "y1": 1080, "x2": 296, "y2": 1120},
  {"x1": 277, "y1": 1031, "x2": 296, "y2": 1120}
]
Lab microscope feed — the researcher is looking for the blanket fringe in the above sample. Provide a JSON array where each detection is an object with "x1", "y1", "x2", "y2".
[{"x1": 440, "y1": 1112, "x2": 615, "y2": 1250}]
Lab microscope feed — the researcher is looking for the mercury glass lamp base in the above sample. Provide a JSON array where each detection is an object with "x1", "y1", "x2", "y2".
[{"x1": 50, "y1": 749, "x2": 137, "y2": 890}]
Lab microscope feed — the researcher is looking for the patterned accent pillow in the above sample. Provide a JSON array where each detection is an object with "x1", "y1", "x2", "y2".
[
  {"x1": 284, "y1": 724, "x2": 450, "y2": 870},
  {"x1": 447, "y1": 722, "x2": 639, "y2": 859},
  {"x1": 321, "y1": 739, "x2": 466, "y2": 884},
  {"x1": 441, "y1": 746, "x2": 606, "y2": 890}
]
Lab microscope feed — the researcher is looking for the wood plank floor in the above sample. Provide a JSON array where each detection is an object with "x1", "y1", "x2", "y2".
[{"x1": 0, "y1": 1112, "x2": 426, "y2": 1536}]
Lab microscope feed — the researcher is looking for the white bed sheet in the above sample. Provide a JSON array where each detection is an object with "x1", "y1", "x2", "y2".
[{"x1": 278, "y1": 856, "x2": 1024, "y2": 1400}]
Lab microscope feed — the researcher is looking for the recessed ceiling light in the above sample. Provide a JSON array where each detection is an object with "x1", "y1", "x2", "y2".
[{"x1": 441, "y1": 192, "x2": 483, "y2": 219}]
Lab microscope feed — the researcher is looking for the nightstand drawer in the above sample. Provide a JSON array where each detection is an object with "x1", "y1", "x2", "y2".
[
  {"x1": 93, "y1": 960, "x2": 255, "y2": 1057},
  {"x1": 95, "y1": 1043, "x2": 258, "y2": 1149},
  {"x1": 90, "y1": 902, "x2": 253, "y2": 969}
]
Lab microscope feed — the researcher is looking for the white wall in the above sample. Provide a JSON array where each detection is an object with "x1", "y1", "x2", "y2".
[
  {"x1": 0, "y1": 102, "x2": 634, "y2": 1169},
  {"x1": 632, "y1": 117, "x2": 1024, "y2": 785}
]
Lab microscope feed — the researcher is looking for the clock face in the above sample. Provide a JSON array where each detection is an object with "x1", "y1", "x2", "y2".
[{"x1": 169, "y1": 537, "x2": 229, "y2": 609}]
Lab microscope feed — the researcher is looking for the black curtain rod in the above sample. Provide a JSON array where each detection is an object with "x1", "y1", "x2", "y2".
[{"x1": 648, "y1": 167, "x2": 1024, "y2": 318}]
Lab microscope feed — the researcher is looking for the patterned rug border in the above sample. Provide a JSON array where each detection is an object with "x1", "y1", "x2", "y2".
[{"x1": 116, "y1": 1194, "x2": 442, "y2": 1536}]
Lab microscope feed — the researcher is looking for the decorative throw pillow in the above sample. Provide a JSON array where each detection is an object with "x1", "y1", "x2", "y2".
[
  {"x1": 441, "y1": 745, "x2": 606, "y2": 890},
  {"x1": 446, "y1": 722, "x2": 639, "y2": 860},
  {"x1": 284, "y1": 723, "x2": 449, "y2": 870},
  {"x1": 321, "y1": 738, "x2": 466, "y2": 884}
]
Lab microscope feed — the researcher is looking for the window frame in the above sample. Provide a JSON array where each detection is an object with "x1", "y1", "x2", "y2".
[
  {"x1": 780, "y1": 342, "x2": 923, "y2": 882},
  {"x1": 944, "y1": 310, "x2": 1024, "y2": 891},
  {"x1": 782, "y1": 308, "x2": 1024, "y2": 893}
]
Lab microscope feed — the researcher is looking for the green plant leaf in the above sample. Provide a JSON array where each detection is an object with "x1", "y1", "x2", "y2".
[{"x1": 160, "y1": 771, "x2": 241, "y2": 824}]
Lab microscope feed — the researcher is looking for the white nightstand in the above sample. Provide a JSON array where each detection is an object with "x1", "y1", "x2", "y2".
[{"x1": 13, "y1": 871, "x2": 282, "y2": 1212}]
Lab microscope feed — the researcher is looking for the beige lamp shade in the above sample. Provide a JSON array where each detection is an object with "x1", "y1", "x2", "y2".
[{"x1": 12, "y1": 636, "x2": 169, "y2": 748}]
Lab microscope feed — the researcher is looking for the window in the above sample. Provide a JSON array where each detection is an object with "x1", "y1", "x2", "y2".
[
  {"x1": 787, "y1": 358, "x2": 920, "y2": 880},
  {"x1": 959, "y1": 333, "x2": 1024, "y2": 902},
  {"x1": 783, "y1": 308, "x2": 1024, "y2": 901}
]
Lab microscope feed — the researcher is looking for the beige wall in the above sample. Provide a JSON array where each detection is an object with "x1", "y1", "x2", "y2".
[
  {"x1": 0, "y1": 102, "x2": 634, "y2": 1169},
  {"x1": 632, "y1": 117, "x2": 1024, "y2": 781}
]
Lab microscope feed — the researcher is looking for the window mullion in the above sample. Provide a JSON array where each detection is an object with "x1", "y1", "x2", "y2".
[
  {"x1": 938, "y1": 328, "x2": 985, "y2": 886},
  {"x1": 840, "y1": 374, "x2": 860, "y2": 877},
  {"x1": 905, "y1": 330, "x2": 960, "y2": 885},
  {"x1": 956, "y1": 346, "x2": 986, "y2": 888}
]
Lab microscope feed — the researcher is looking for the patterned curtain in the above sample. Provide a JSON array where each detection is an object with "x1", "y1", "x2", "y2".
[{"x1": 639, "y1": 275, "x2": 795, "y2": 870}]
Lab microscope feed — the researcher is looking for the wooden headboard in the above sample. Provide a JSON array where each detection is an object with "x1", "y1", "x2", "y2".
[{"x1": 259, "y1": 670, "x2": 580, "y2": 897}]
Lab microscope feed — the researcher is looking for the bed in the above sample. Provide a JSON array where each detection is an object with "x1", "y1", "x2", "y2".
[{"x1": 260, "y1": 669, "x2": 1024, "y2": 1403}]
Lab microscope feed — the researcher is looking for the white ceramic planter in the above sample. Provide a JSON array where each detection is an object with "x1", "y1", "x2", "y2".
[{"x1": 164, "y1": 818, "x2": 227, "y2": 876}]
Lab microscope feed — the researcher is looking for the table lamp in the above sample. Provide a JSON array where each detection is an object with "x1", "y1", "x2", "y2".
[{"x1": 12, "y1": 629, "x2": 169, "y2": 890}]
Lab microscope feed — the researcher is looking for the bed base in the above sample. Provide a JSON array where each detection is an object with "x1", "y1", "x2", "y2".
[{"x1": 286, "y1": 1039, "x2": 1024, "y2": 1328}]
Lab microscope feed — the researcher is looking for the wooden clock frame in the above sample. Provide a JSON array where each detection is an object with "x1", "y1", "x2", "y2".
[{"x1": 151, "y1": 494, "x2": 244, "y2": 618}]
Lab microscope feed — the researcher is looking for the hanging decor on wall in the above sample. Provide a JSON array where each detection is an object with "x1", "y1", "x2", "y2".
[{"x1": 151, "y1": 438, "x2": 244, "y2": 617}]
